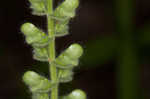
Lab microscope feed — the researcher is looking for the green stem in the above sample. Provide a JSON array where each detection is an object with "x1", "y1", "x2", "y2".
[
  {"x1": 115, "y1": 0, "x2": 140, "y2": 99},
  {"x1": 47, "y1": 0, "x2": 58, "y2": 99}
]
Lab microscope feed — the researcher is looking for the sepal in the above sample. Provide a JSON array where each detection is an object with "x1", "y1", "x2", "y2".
[
  {"x1": 28, "y1": 0, "x2": 47, "y2": 16},
  {"x1": 55, "y1": 20, "x2": 69, "y2": 37},
  {"x1": 33, "y1": 47, "x2": 49, "y2": 62},
  {"x1": 32, "y1": 93, "x2": 49, "y2": 99},
  {"x1": 54, "y1": 56, "x2": 79, "y2": 69},
  {"x1": 58, "y1": 69, "x2": 73, "y2": 83}
]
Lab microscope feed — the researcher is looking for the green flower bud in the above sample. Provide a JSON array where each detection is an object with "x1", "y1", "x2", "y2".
[
  {"x1": 58, "y1": 69, "x2": 73, "y2": 83},
  {"x1": 23, "y1": 71, "x2": 53, "y2": 93},
  {"x1": 54, "y1": 0, "x2": 79, "y2": 18},
  {"x1": 28, "y1": 0, "x2": 46, "y2": 15},
  {"x1": 67, "y1": 89, "x2": 87, "y2": 99},
  {"x1": 21, "y1": 23, "x2": 37, "y2": 36},
  {"x1": 54, "y1": 52, "x2": 79, "y2": 69},
  {"x1": 23, "y1": 71, "x2": 41, "y2": 86},
  {"x1": 32, "y1": 93, "x2": 49, "y2": 99},
  {"x1": 53, "y1": 0, "x2": 79, "y2": 38},
  {"x1": 54, "y1": 43, "x2": 83, "y2": 69},
  {"x1": 33, "y1": 47, "x2": 49, "y2": 62},
  {"x1": 21, "y1": 22, "x2": 49, "y2": 47},
  {"x1": 65, "y1": 44, "x2": 83, "y2": 59}
]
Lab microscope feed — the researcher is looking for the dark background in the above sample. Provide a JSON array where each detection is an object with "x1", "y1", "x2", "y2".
[{"x1": 0, "y1": 0, "x2": 150, "y2": 99}]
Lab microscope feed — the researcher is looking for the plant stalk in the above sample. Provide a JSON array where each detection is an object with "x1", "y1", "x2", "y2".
[
  {"x1": 47, "y1": 0, "x2": 58, "y2": 99},
  {"x1": 115, "y1": 0, "x2": 140, "y2": 99}
]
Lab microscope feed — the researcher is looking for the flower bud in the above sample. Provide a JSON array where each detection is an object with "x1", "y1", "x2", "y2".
[
  {"x1": 21, "y1": 22, "x2": 49, "y2": 47},
  {"x1": 23, "y1": 71, "x2": 41, "y2": 86},
  {"x1": 23, "y1": 71, "x2": 53, "y2": 93},
  {"x1": 54, "y1": 54, "x2": 79, "y2": 69},
  {"x1": 65, "y1": 44, "x2": 83, "y2": 59},
  {"x1": 54, "y1": 0, "x2": 79, "y2": 18},
  {"x1": 67, "y1": 89, "x2": 87, "y2": 99},
  {"x1": 54, "y1": 43, "x2": 83, "y2": 68},
  {"x1": 21, "y1": 23, "x2": 37, "y2": 36}
]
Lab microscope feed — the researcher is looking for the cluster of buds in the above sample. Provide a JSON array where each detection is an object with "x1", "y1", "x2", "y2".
[{"x1": 21, "y1": 0, "x2": 87, "y2": 98}]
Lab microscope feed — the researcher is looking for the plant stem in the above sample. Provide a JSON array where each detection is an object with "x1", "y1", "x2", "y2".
[
  {"x1": 115, "y1": 0, "x2": 140, "y2": 99},
  {"x1": 47, "y1": 0, "x2": 58, "y2": 99}
]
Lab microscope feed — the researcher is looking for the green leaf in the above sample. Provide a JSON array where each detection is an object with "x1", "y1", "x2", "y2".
[
  {"x1": 21, "y1": 22, "x2": 50, "y2": 47},
  {"x1": 28, "y1": 0, "x2": 47, "y2": 16},
  {"x1": 23, "y1": 71, "x2": 54, "y2": 93}
]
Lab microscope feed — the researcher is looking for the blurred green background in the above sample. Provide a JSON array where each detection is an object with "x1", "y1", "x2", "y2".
[{"x1": 0, "y1": 0, "x2": 149, "y2": 99}]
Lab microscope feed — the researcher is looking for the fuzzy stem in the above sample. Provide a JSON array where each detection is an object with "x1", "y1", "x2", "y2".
[{"x1": 47, "y1": 0, "x2": 58, "y2": 99}]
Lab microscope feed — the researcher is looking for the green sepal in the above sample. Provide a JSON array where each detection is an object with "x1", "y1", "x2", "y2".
[
  {"x1": 54, "y1": 55, "x2": 79, "y2": 69},
  {"x1": 21, "y1": 22, "x2": 50, "y2": 47},
  {"x1": 32, "y1": 93, "x2": 49, "y2": 99},
  {"x1": 62, "y1": 89, "x2": 87, "y2": 99},
  {"x1": 32, "y1": 38, "x2": 51, "y2": 48},
  {"x1": 28, "y1": 0, "x2": 47, "y2": 16},
  {"x1": 33, "y1": 47, "x2": 49, "y2": 62},
  {"x1": 33, "y1": 54, "x2": 49, "y2": 62},
  {"x1": 54, "y1": 43, "x2": 83, "y2": 69},
  {"x1": 23, "y1": 71, "x2": 54, "y2": 93},
  {"x1": 55, "y1": 20, "x2": 69, "y2": 37},
  {"x1": 54, "y1": 0, "x2": 79, "y2": 19},
  {"x1": 32, "y1": 11, "x2": 47, "y2": 16},
  {"x1": 58, "y1": 69, "x2": 73, "y2": 83},
  {"x1": 48, "y1": 15, "x2": 68, "y2": 22}
]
